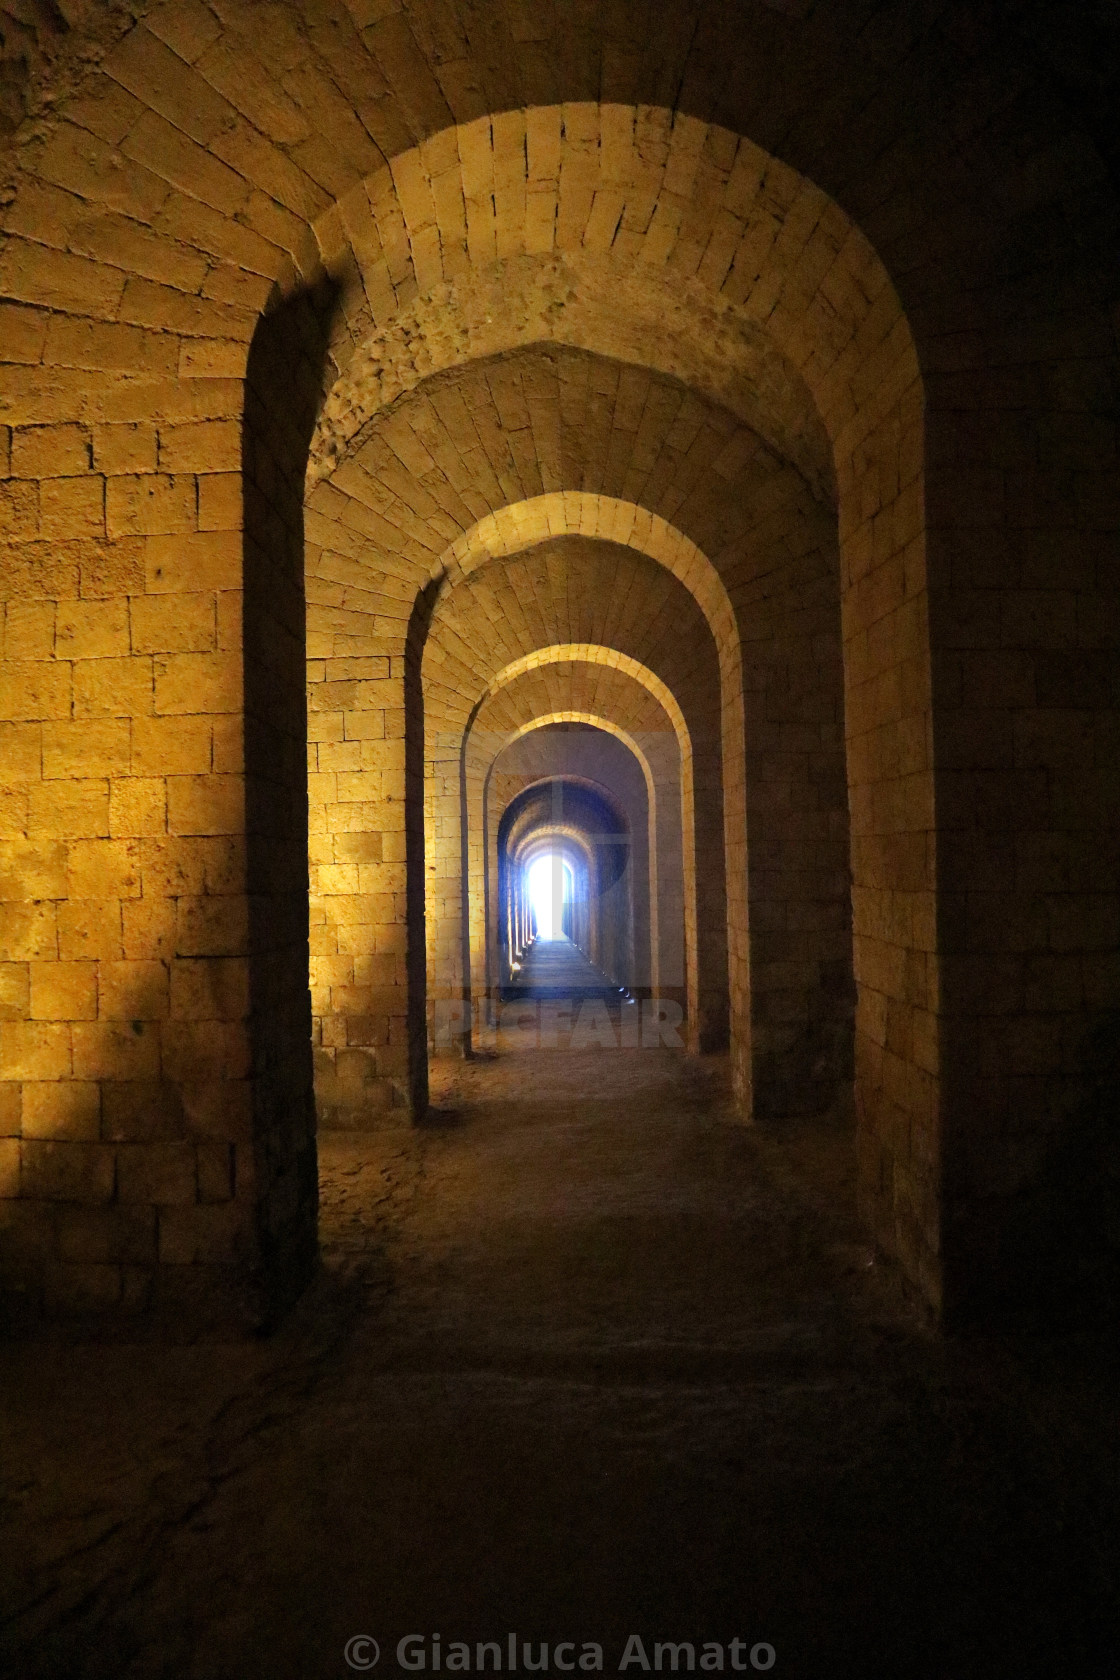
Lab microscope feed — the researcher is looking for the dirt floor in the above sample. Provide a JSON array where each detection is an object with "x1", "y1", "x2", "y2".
[{"x1": 1, "y1": 1039, "x2": 1118, "y2": 1680}]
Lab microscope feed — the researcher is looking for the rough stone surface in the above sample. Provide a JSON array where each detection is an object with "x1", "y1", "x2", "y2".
[
  {"x1": 1, "y1": 1040, "x2": 1117, "y2": 1678},
  {"x1": 2, "y1": 2, "x2": 1119, "y2": 1325}
]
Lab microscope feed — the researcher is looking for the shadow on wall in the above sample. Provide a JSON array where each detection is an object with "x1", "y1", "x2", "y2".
[
  {"x1": 753, "y1": 958, "x2": 857, "y2": 1121},
  {"x1": 242, "y1": 279, "x2": 339, "y2": 1319},
  {"x1": 404, "y1": 579, "x2": 436, "y2": 1117},
  {"x1": 960, "y1": 1012, "x2": 1120, "y2": 1330},
  {"x1": 1, "y1": 282, "x2": 347, "y2": 1339},
  {"x1": 1023, "y1": 1013, "x2": 1120, "y2": 1326}
]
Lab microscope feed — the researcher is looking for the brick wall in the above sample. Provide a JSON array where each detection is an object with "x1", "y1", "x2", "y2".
[{"x1": 2, "y1": 4, "x2": 1116, "y2": 1323}]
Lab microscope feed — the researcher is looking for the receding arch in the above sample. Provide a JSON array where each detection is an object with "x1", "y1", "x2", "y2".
[
  {"x1": 461, "y1": 647, "x2": 701, "y2": 1050},
  {"x1": 0, "y1": 78, "x2": 953, "y2": 1317},
  {"x1": 504, "y1": 772, "x2": 636, "y2": 990},
  {"x1": 504, "y1": 810, "x2": 612, "y2": 974},
  {"x1": 436, "y1": 495, "x2": 742, "y2": 680},
  {"x1": 418, "y1": 502, "x2": 741, "y2": 1066},
  {"x1": 507, "y1": 825, "x2": 596, "y2": 958},
  {"x1": 483, "y1": 719, "x2": 661, "y2": 1009},
  {"x1": 305, "y1": 104, "x2": 916, "y2": 499},
  {"x1": 307, "y1": 107, "x2": 924, "y2": 1172}
]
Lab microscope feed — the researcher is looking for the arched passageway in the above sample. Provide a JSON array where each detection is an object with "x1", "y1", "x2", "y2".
[
  {"x1": 487, "y1": 724, "x2": 655, "y2": 992},
  {"x1": 0, "y1": 14, "x2": 1117, "y2": 1342},
  {"x1": 493, "y1": 743, "x2": 651, "y2": 993},
  {"x1": 2, "y1": 11, "x2": 1120, "y2": 1675},
  {"x1": 498, "y1": 777, "x2": 634, "y2": 992}
]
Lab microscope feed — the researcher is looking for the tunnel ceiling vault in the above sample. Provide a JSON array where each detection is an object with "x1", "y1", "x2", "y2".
[
  {"x1": 498, "y1": 771, "x2": 630, "y2": 829},
  {"x1": 438, "y1": 495, "x2": 738, "y2": 664},
  {"x1": 483, "y1": 717, "x2": 660, "y2": 835},
  {"x1": 311, "y1": 248, "x2": 836, "y2": 505},
  {"x1": 502, "y1": 779, "x2": 628, "y2": 853},
  {"x1": 469, "y1": 668, "x2": 680, "y2": 761},
  {"x1": 425, "y1": 544, "x2": 719, "y2": 738},
  {"x1": 484, "y1": 721, "x2": 653, "y2": 812},
  {"x1": 307, "y1": 342, "x2": 834, "y2": 632},
  {"x1": 2, "y1": 3, "x2": 1115, "y2": 256},
  {"x1": 497, "y1": 769, "x2": 631, "y2": 840},
  {"x1": 300, "y1": 91, "x2": 889, "y2": 502},
  {"x1": 307, "y1": 344, "x2": 832, "y2": 698}
]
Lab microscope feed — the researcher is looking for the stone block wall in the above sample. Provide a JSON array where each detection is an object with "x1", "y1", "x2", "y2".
[{"x1": 1, "y1": 3, "x2": 1116, "y2": 1326}]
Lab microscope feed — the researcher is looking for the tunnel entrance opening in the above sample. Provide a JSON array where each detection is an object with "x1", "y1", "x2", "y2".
[{"x1": 527, "y1": 854, "x2": 573, "y2": 943}]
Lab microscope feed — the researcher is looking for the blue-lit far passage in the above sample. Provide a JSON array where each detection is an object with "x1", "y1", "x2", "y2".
[{"x1": 527, "y1": 854, "x2": 572, "y2": 940}]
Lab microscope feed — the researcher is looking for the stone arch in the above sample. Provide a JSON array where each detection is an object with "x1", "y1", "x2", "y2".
[
  {"x1": 485, "y1": 717, "x2": 660, "y2": 1003},
  {"x1": 317, "y1": 346, "x2": 843, "y2": 1115},
  {"x1": 462, "y1": 647, "x2": 698, "y2": 1051},
  {"x1": 474, "y1": 701, "x2": 682, "y2": 1033},
  {"x1": 304, "y1": 105, "x2": 903, "y2": 495},
  {"x1": 6, "y1": 23, "x2": 1112, "y2": 1327},
  {"x1": 310, "y1": 106, "x2": 921, "y2": 1250},
  {"x1": 490, "y1": 760, "x2": 650, "y2": 996},
  {"x1": 477, "y1": 646, "x2": 692, "y2": 741},
  {"x1": 437, "y1": 494, "x2": 742, "y2": 682}
]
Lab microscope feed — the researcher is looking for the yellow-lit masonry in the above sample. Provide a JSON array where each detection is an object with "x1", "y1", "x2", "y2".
[{"x1": 0, "y1": 2, "x2": 1118, "y2": 1335}]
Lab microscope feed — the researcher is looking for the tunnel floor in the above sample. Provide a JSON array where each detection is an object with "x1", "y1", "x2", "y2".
[
  {"x1": 2, "y1": 1042, "x2": 1118, "y2": 1680},
  {"x1": 502, "y1": 933, "x2": 628, "y2": 1001}
]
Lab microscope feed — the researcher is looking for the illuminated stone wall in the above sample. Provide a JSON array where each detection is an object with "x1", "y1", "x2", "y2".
[{"x1": 1, "y1": 3, "x2": 1117, "y2": 1326}]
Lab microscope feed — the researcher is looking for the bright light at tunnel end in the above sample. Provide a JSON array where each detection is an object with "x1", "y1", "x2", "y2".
[{"x1": 527, "y1": 853, "x2": 571, "y2": 940}]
